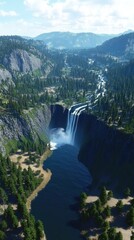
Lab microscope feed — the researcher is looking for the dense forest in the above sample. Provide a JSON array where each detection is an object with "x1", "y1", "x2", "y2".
[
  {"x1": 0, "y1": 153, "x2": 44, "y2": 240},
  {"x1": 91, "y1": 60, "x2": 134, "y2": 134}
]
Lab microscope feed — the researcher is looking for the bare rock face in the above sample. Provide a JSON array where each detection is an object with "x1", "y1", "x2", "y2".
[
  {"x1": 4, "y1": 49, "x2": 42, "y2": 73},
  {"x1": 0, "y1": 105, "x2": 51, "y2": 156},
  {"x1": 0, "y1": 68, "x2": 13, "y2": 85}
]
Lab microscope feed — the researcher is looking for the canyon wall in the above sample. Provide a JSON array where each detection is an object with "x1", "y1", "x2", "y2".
[
  {"x1": 0, "y1": 105, "x2": 51, "y2": 156},
  {"x1": 77, "y1": 112, "x2": 134, "y2": 192},
  {"x1": 1, "y1": 103, "x2": 134, "y2": 192},
  {"x1": 50, "y1": 105, "x2": 134, "y2": 192}
]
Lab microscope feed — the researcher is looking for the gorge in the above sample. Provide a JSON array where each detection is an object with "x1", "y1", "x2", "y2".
[
  {"x1": 31, "y1": 103, "x2": 134, "y2": 240},
  {"x1": 50, "y1": 104, "x2": 134, "y2": 192}
]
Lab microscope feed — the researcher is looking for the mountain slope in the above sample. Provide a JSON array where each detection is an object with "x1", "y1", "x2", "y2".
[
  {"x1": 34, "y1": 31, "x2": 116, "y2": 49},
  {"x1": 0, "y1": 36, "x2": 52, "y2": 88},
  {"x1": 95, "y1": 32, "x2": 134, "y2": 57}
]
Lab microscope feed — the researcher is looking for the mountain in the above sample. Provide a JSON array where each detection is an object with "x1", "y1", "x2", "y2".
[
  {"x1": 95, "y1": 32, "x2": 134, "y2": 58},
  {"x1": 0, "y1": 36, "x2": 53, "y2": 155},
  {"x1": 34, "y1": 31, "x2": 116, "y2": 49},
  {"x1": 0, "y1": 36, "x2": 52, "y2": 88}
]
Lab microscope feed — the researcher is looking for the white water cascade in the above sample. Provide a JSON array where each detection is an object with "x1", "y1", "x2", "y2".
[
  {"x1": 66, "y1": 104, "x2": 88, "y2": 144},
  {"x1": 50, "y1": 103, "x2": 88, "y2": 150}
]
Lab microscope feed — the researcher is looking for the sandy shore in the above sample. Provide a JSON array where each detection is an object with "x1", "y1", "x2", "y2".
[
  {"x1": 9, "y1": 147, "x2": 53, "y2": 240},
  {"x1": 26, "y1": 168, "x2": 52, "y2": 211},
  {"x1": 10, "y1": 147, "x2": 52, "y2": 211}
]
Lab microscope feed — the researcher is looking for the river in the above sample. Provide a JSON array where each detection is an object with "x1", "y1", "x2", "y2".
[{"x1": 31, "y1": 144, "x2": 91, "y2": 240}]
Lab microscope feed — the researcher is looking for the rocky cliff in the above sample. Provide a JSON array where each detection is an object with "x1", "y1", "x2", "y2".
[
  {"x1": 49, "y1": 104, "x2": 68, "y2": 129},
  {"x1": 77, "y1": 112, "x2": 134, "y2": 192},
  {"x1": 1, "y1": 102, "x2": 134, "y2": 192},
  {"x1": 49, "y1": 105, "x2": 134, "y2": 193},
  {"x1": 4, "y1": 49, "x2": 42, "y2": 74},
  {"x1": 0, "y1": 36, "x2": 49, "y2": 87},
  {"x1": 0, "y1": 105, "x2": 51, "y2": 156}
]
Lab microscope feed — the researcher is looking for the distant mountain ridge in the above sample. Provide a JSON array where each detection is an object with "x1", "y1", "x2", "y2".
[
  {"x1": 34, "y1": 31, "x2": 117, "y2": 49},
  {"x1": 95, "y1": 32, "x2": 134, "y2": 57}
]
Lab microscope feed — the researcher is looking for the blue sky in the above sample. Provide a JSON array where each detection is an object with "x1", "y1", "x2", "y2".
[{"x1": 0, "y1": 0, "x2": 133, "y2": 37}]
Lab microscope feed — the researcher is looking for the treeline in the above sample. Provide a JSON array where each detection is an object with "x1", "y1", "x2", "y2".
[
  {"x1": 6, "y1": 136, "x2": 47, "y2": 157},
  {"x1": 0, "y1": 153, "x2": 44, "y2": 240}
]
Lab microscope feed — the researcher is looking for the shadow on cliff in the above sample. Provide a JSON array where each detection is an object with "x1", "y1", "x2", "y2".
[{"x1": 50, "y1": 104, "x2": 134, "y2": 193}]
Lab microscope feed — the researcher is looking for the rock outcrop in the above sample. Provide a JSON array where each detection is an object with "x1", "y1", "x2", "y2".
[
  {"x1": 0, "y1": 105, "x2": 51, "y2": 156},
  {"x1": 4, "y1": 49, "x2": 42, "y2": 73},
  {"x1": 0, "y1": 67, "x2": 13, "y2": 85},
  {"x1": 77, "y1": 112, "x2": 134, "y2": 192}
]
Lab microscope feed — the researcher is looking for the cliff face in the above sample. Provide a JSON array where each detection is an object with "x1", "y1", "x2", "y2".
[
  {"x1": 49, "y1": 105, "x2": 134, "y2": 192},
  {"x1": 0, "y1": 105, "x2": 51, "y2": 156},
  {"x1": 4, "y1": 49, "x2": 42, "y2": 73},
  {"x1": 77, "y1": 112, "x2": 134, "y2": 192},
  {"x1": 49, "y1": 104, "x2": 68, "y2": 129},
  {"x1": 1, "y1": 103, "x2": 134, "y2": 192}
]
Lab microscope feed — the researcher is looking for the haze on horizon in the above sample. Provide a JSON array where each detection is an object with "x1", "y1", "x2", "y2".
[{"x1": 0, "y1": 0, "x2": 133, "y2": 37}]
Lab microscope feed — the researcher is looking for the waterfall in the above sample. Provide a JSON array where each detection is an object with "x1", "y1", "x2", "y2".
[
  {"x1": 66, "y1": 103, "x2": 87, "y2": 144},
  {"x1": 50, "y1": 103, "x2": 88, "y2": 150}
]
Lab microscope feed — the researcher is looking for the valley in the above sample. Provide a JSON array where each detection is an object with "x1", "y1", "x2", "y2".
[{"x1": 0, "y1": 32, "x2": 134, "y2": 240}]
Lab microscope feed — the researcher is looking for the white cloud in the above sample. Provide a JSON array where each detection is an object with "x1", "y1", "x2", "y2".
[
  {"x1": 0, "y1": 0, "x2": 133, "y2": 36},
  {"x1": 0, "y1": 10, "x2": 17, "y2": 17},
  {"x1": 23, "y1": 0, "x2": 134, "y2": 34},
  {"x1": 0, "y1": 1, "x2": 6, "y2": 6}
]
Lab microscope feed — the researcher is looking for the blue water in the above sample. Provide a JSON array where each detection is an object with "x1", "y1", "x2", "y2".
[{"x1": 31, "y1": 144, "x2": 91, "y2": 240}]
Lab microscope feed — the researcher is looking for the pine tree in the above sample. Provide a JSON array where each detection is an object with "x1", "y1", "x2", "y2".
[
  {"x1": 98, "y1": 232, "x2": 109, "y2": 240},
  {"x1": 108, "y1": 227, "x2": 116, "y2": 240},
  {"x1": 99, "y1": 186, "x2": 107, "y2": 205},
  {"x1": 126, "y1": 207, "x2": 134, "y2": 227},
  {"x1": 124, "y1": 187, "x2": 131, "y2": 198},
  {"x1": 103, "y1": 206, "x2": 111, "y2": 218},
  {"x1": 115, "y1": 231, "x2": 123, "y2": 240},
  {"x1": 116, "y1": 200, "x2": 123, "y2": 213},
  {"x1": 107, "y1": 190, "x2": 113, "y2": 200},
  {"x1": 36, "y1": 220, "x2": 44, "y2": 239}
]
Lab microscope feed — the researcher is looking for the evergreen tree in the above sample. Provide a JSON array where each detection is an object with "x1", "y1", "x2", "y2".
[
  {"x1": 126, "y1": 207, "x2": 134, "y2": 227},
  {"x1": 115, "y1": 231, "x2": 123, "y2": 240},
  {"x1": 0, "y1": 230, "x2": 6, "y2": 240},
  {"x1": 0, "y1": 220, "x2": 7, "y2": 231},
  {"x1": 108, "y1": 227, "x2": 116, "y2": 240},
  {"x1": 116, "y1": 200, "x2": 123, "y2": 213},
  {"x1": 124, "y1": 187, "x2": 131, "y2": 198},
  {"x1": 99, "y1": 187, "x2": 107, "y2": 205},
  {"x1": 95, "y1": 199, "x2": 103, "y2": 213},
  {"x1": 98, "y1": 232, "x2": 109, "y2": 240},
  {"x1": 102, "y1": 220, "x2": 110, "y2": 232},
  {"x1": 36, "y1": 220, "x2": 44, "y2": 239},
  {"x1": 107, "y1": 190, "x2": 113, "y2": 200},
  {"x1": 130, "y1": 231, "x2": 134, "y2": 240},
  {"x1": 103, "y1": 206, "x2": 111, "y2": 218}
]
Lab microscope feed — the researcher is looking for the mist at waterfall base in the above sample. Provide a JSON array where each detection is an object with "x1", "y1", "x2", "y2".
[{"x1": 50, "y1": 128, "x2": 72, "y2": 150}]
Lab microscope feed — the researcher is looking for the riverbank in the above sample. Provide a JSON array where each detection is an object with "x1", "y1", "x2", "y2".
[
  {"x1": 10, "y1": 147, "x2": 52, "y2": 240},
  {"x1": 10, "y1": 147, "x2": 52, "y2": 211}
]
